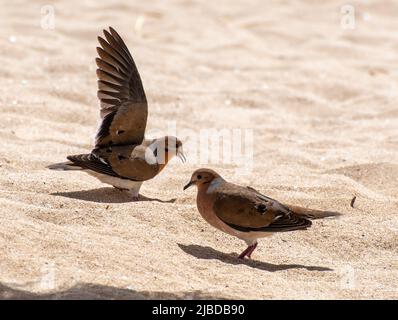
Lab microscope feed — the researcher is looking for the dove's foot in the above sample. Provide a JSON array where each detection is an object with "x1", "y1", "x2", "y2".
[
  {"x1": 113, "y1": 187, "x2": 141, "y2": 201},
  {"x1": 131, "y1": 195, "x2": 141, "y2": 201},
  {"x1": 115, "y1": 187, "x2": 128, "y2": 191},
  {"x1": 127, "y1": 189, "x2": 141, "y2": 201},
  {"x1": 238, "y1": 242, "x2": 258, "y2": 259}
]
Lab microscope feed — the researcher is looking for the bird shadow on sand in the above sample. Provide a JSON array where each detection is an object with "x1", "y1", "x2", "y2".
[
  {"x1": 0, "y1": 282, "x2": 227, "y2": 300},
  {"x1": 178, "y1": 244, "x2": 333, "y2": 272},
  {"x1": 51, "y1": 187, "x2": 176, "y2": 204}
]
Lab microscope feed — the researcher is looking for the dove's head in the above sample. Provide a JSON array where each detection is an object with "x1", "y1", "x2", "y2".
[
  {"x1": 151, "y1": 136, "x2": 185, "y2": 165},
  {"x1": 183, "y1": 168, "x2": 222, "y2": 190}
]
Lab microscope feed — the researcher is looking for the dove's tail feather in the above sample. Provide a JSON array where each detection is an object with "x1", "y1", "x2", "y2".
[
  {"x1": 46, "y1": 161, "x2": 83, "y2": 171},
  {"x1": 288, "y1": 205, "x2": 342, "y2": 220}
]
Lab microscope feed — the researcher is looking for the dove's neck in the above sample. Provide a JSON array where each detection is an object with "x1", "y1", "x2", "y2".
[
  {"x1": 148, "y1": 138, "x2": 174, "y2": 171},
  {"x1": 157, "y1": 151, "x2": 171, "y2": 172},
  {"x1": 198, "y1": 177, "x2": 224, "y2": 194}
]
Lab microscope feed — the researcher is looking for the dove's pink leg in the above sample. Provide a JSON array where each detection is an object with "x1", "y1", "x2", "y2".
[
  {"x1": 246, "y1": 242, "x2": 258, "y2": 258},
  {"x1": 238, "y1": 242, "x2": 258, "y2": 259},
  {"x1": 238, "y1": 247, "x2": 251, "y2": 259}
]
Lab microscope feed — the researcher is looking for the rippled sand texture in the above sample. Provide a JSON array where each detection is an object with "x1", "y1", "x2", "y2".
[{"x1": 1, "y1": 0, "x2": 398, "y2": 299}]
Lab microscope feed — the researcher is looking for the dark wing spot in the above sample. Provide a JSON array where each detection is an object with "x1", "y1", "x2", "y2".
[
  {"x1": 117, "y1": 154, "x2": 128, "y2": 161},
  {"x1": 256, "y1": 204, "x2": 267, "y2": 214},
  {"x1": 116, "y1": 130, "x2": 125, "y2": 135},
  {"x1": 106, "y1": 148, "x2": 112, "y2": 153}
]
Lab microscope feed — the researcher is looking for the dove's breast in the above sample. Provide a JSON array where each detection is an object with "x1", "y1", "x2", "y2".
[{"x1": 196, "y1": 188, "x2": 249, "y2": 240}]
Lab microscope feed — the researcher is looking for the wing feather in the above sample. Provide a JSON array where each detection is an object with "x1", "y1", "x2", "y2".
[
  {"x1": 95, "y1": 27, "x2": 148, "y2": 147},
  {"x1": 213, "y1": 184, "x2": 312, "y2": 233},
  {"x1": 67, "y1": 154, "x2": 121, "y2": 178}
]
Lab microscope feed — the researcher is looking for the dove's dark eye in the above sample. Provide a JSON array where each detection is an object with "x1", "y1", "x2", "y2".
[{"x1": 197, "y1": 175, "x2": 202, "y2": 180}]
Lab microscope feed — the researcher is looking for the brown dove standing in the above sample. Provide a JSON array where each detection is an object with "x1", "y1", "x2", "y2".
[
  {"x1": 48, "y1": 27, "x2": 185, "y2": 200},
  {"x1": 184, "y1": 168, "x2": 341, "y2": 259}
]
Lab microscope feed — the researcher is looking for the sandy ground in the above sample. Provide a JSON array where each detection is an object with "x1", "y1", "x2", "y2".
[{"x1": 1, "y1": 0, "x2": 398, "y2": 299}]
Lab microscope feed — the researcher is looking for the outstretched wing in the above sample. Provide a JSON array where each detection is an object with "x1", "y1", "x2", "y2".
[
  {"x1": 95, "y1": 27, "x2": 148, "y2": 148},
  {"x1": 213, "y1": 184, "x2": 312, "y2": 232}
]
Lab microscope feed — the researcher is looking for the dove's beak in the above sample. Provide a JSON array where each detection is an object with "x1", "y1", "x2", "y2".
[{"x1": 183, "y1": 181, "x2": 194, "y2": 190}]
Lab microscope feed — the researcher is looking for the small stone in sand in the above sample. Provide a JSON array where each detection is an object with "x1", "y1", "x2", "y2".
[{"x1": 350, "y1": 196, "x2": 357, "y2": 208}]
